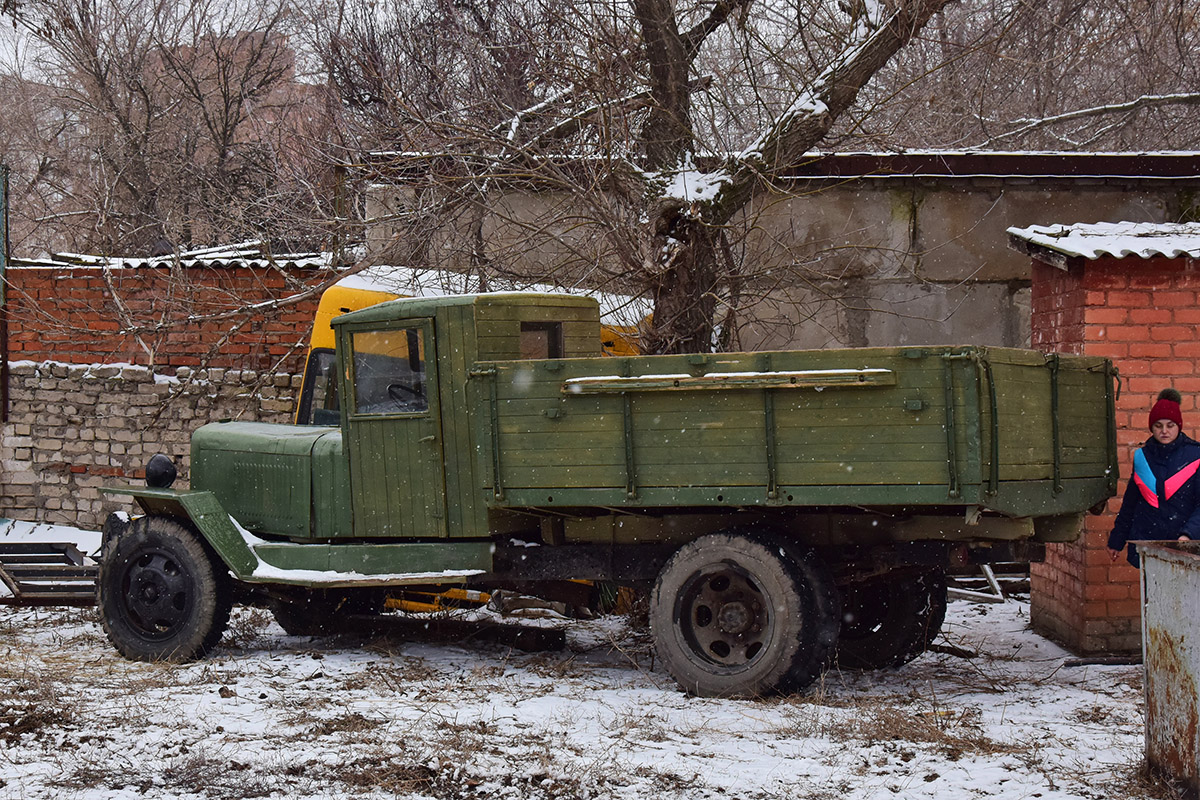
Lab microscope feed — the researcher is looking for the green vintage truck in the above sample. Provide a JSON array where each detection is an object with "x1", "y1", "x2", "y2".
[{"x1": 99, "y1": 293, "x2": 1118, "y2": 697}]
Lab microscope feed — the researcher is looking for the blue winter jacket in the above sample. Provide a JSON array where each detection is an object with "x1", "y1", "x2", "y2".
[{"x1": 1108, "y1": 432, "x2": 1200, "y2": 567}]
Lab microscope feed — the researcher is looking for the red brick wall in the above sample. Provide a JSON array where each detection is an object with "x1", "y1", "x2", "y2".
[
  {"x1": 1030, "y1": 256, "x2": 1200, "y2": 653},
  {"x1": 5, "y1": 266, "x2": 325, "y2": 372}
]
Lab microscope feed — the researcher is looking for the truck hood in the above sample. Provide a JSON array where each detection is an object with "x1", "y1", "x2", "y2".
[{"x1": 190, "y1": 422, "x2": 341, "y2": 537}]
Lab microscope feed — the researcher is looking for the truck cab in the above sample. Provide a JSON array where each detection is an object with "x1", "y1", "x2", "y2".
[
  {"x1": 330, "y1": 292, "x2": 603, "y2": 541},
  {"x1": 192, "y1": 292, "x2": 600, "y2": 542}
]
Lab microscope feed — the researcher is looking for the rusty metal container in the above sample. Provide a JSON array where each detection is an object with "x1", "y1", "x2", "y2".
[{"x1": 1140, "y1": 540, "x2": 1200, "y2": 796}]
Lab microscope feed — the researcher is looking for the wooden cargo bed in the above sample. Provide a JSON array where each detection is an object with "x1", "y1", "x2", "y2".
[{"x1": 474, "y1": 345, "x2": 1117, "y2": 517}]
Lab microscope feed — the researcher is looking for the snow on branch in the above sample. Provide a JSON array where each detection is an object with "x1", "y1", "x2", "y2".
[{"x1": 975, "y1": 93, "x2": 1200, "y2": 148}]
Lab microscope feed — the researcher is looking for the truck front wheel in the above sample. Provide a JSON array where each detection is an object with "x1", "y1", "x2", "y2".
[
  {"x1": 835, "y1": 569, "x2": 947, "y2": 670},
  {"x1": 650, "y1": 531, "x2": 839, "y2": 698},
  {"x1": 98, "y1": 516, "x2": 232, "y2": 662}
]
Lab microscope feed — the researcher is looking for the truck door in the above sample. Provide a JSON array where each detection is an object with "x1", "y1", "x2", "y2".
[{"x1": 343, "y1": 319, "x2": 448, "y2": 538}]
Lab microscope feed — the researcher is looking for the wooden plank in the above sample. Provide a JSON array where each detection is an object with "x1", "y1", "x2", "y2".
[
  {"x1": 475, "y1": 301, "x2": 599, "y2": 323},
  {"x1": 775, "y1": 426, "x2": 948, "y2": 448},
  {"x1": 441, "y1": 304, "x2": 483, "y2": 538},
  {"x1": 494, "y1": 465, "x2": 626, "y2": 488},
  {"x1": 496, "y1": 428, "x2": 627, "y2": 450},
  {"x1": 563, "y1": 368, "x2": 896, "y2": 393},
  {"x1": 496, "y1": 416, "x2": 624, "y2": 436},
  {"x1": 497, "y1": 446, "x2": 625, "y2": 468},
  {"x1": 496, "y1": 414, "x2": 950, "y2": 449}
]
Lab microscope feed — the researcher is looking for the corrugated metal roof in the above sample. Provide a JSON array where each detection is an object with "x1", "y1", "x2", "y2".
[
  {"x1": 782, "y1": 152, "x2": 1200, "y2": 180},
  {"x1": 1007, "y1": 221, "x2": 1200, "y2": 262},
  {"x1": 11, "y1": 241, "x2": 341, "y2": 270}
]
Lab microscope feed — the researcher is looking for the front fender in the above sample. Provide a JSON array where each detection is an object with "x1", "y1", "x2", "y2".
[
  {"x1": 100, "y1": 486, "x2": 259, "y2": 578},
  {"x1": 102, "y1": 485, "x2": 492, "y2": 588}
]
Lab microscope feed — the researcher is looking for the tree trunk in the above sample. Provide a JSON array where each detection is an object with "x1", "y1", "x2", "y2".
[
  {"x1": 642, "y1": 216, "x2": 721, "y2": 354},
  {"x1": 643, "y1": 0, "x2": 959, "y2": 354}
]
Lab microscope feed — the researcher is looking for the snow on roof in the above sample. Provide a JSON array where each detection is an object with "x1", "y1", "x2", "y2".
[
  {"x1": 337, "y1": 264, "x2": 653, "y2": 325},
  {"x1": 12, "y1": 240, "x2": 340, "y2": 271},
  {"x1": 367, "y1": 149, "x2": 1200, "y2": 182},
  {"x1": 1007, "y1": 221, "x2": 1200, "y2": 262}
]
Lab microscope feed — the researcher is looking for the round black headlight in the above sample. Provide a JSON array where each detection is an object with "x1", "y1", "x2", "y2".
[{"x1": 145, "y1": 453, "x2": 177, "y2": 489}]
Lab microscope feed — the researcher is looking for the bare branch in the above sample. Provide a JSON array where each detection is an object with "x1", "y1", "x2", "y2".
[
  {"x1": 680, "y1": 0, "x2": 754, "y2": 62},
  {"x1": 706, "y1": 0, "x2": 958, "y2": 224},
  {"x1": 973, "y1": 92, "x2": 1200, "y2": 148}
]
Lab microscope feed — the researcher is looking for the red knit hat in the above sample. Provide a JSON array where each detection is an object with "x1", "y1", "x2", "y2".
[{"x1": 1149, "y1": 388, "x2": 1183, "y2": 430}]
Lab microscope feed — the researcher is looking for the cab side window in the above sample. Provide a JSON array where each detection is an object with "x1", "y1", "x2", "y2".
[
  {"x1": 520, "y1": 322, "x2": 563, "y2": 359},
  {"x1": 351, "y1": 327, "x2": 427, "y2": 415}
]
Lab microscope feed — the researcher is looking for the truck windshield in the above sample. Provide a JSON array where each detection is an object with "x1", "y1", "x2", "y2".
[
  {"x1": 295, "y1": 349, "x2": 340, "y2": 425},
  {"x1": 351, "y1": 327, "x2": 427, "y2": 415}
]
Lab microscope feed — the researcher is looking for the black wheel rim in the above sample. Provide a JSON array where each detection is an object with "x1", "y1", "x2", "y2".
[
  {"x1": 118, "y1": 547, "x2": 194, "y2": 641},
  {"x1": 676, "y1": 563, "x2": 772, "y2": 668}
]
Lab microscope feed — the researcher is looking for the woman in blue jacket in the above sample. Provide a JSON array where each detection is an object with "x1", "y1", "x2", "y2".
[{"x1": 1108, "y1": 388, "x2": 1200, "y2": 567}]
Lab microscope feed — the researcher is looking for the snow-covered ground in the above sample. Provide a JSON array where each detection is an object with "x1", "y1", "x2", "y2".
[{"x1": 0, "y1": 581, "x2": 1169, "y2": 799}]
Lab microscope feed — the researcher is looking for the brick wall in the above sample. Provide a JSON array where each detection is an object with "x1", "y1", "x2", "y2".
[
  {"x1": 6, "y1": 265, "x2": 325, "y2": 372},
  {"x1": 1030, "y1": 256, "x2": 1200, "y2": 653},
  {"x1": 0, "y1": 360, "x2": 299, "y2": 531}
]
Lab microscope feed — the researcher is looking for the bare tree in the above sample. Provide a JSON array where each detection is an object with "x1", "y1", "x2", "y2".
[
  {"x1": 7, "y1": 0, "x2": 340, "y2": 256},
  {"x1": 313, "y1": 0, "x2": 959, "y2": 353},
  {"x1": 852, "y1": 0, "x2": 1200, "y2": 150}
]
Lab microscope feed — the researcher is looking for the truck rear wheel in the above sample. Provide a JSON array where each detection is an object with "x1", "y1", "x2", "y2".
[
  {"x1": 835, "y1": 569, "x2": 947, "y2": 670},
  {"x1": 650, "y1": 531, "x2": 838, "y2": 698},
  {"x1": 98, "y1": 516, "x2": 232, "y2": 662}
]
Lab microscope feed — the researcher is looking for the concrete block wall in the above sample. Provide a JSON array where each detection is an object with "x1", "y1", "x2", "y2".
[
  {"x1": 0, "y1": 360, "x2": 299, "y2": 532},
  {"x1": 1029, "y1": 257, "x2": 1200, "y2": 653}
]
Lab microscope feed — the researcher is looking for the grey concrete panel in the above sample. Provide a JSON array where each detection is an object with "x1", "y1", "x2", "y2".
[
  {"x1": 862, "y1": 281, "x2": 1025, "y2": 348},
  {"x1": 733, "y1": 285, "x2": 856, "y2": 352},
  {"x1": 914, "y1": 187, "x2": 1169, "y2": 282},
  {"x1": 739, "y1": 187, "x2": 913, "y2": 280}
]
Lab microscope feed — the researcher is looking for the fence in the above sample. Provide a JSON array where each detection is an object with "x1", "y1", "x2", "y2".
[{"x1": 0, "y1": 360, "x2": 299, "y2": 531}]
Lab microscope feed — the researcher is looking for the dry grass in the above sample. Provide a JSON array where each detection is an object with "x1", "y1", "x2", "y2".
[
  {"x1": 222, "y1": 608, "x2": 274, "y2": 651},
  {"x1": 1069, "y1": 756, "x2": 1193, "y2": 800},
  {"x1": 337, "y1": 753, "x2": 440, "y2": 794},
  {"x1": 0, "y1": 656, "x2": 75, "y2": 744},
  {"x1": 310, "y1": 712, "x2": 381, "y2": 737},
  {"x1": 0, "y1": 697, "x2": 71, "y2": 743},
  {"x1": 62, "y1": 748, "x2": 290, "y2": 799},
  {"x1": 353, "y1": 657, "x2": 441, "y2": 690},
  {"x1": 1070, "y1": 703, "x2": 1112, "y2": 725},
  {"x1": 766, "y1": 690, "x2": 1024, "y2": 761},
  {"x1": 830, "y1": 702, "x2": 1021, "y2": 758}
]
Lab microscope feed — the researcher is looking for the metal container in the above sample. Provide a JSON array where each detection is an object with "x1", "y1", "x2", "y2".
[{"x1": 1140, "y1": 540, "x2": 1200, "y2": 796}]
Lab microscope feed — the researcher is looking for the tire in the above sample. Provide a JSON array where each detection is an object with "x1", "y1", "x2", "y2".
[
  {"x1": 269, "y1": 588, "x2": 387, "y2": 636},
  {"x1": 98, "y1": 516, "x2": 232, "y2": 662},
  {"x1": 650, "y1": 530, "x2": 839, "y2": 698},
  {"x1": 835, "y1": 568, "x2": 947, "y2": 670}
]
